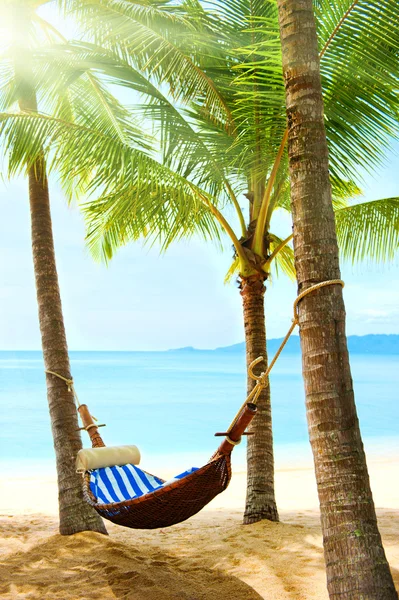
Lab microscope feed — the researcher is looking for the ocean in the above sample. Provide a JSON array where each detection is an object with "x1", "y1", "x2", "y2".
[{"x1": 1, "y1": 350, "x2": 398, "y2": 476}]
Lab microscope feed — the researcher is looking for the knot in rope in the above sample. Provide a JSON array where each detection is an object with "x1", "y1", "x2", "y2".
[
  {"x1": 224, "y1": 279, "x2": 344, "y2": 440},
  {"x1": 45, "y1": 370, "x2": 81, "y2": 407},
  {"x1": 248, "y1": 357, "x2": 269, "y2": 389}
]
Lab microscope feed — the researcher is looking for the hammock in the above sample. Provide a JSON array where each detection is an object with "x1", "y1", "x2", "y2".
[
  {"x1": 78, "y1": 400, "x2": 256, "y2": 530},
  {"x1": 46, "y1": 280, "x2": 344, "y2": 530},
  {"x1": 89, "y1": 464, "x2": 198, "y2": 505}
]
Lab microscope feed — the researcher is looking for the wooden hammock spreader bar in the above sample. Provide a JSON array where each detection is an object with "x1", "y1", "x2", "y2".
[
  {"x1": 216, "y1": 403, "x2": 257, "y2": 455},
  {"x1": 77, "y1": 401, "x2": 257, "y2": 456},
  {"x1": 43, "y1": 279, "x2": 345, "y2": 530},
  {"x1": 214, "y1": 432, "x2": 254, "y2": 436},
  {"x1": 46, "y1": 279, "x2": 345, "y2": 457},
  {"x1": 78, "y1": 404, "x2": 106, "y2": 449}
]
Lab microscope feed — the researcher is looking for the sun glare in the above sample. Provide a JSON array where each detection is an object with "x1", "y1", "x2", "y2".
[
  {"x1": 0, "y1": 1, "x2": 76, "y2": 52},
  {"x1": 0, "y1": 4, "x2": 16, "y2": 51}
]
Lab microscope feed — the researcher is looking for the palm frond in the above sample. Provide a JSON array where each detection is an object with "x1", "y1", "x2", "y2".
[
  {"x1": 230, "y1": 0, "x2": 399, "y2": 183},
  {"x1": 0, "y1": 52, "x2": 18, "y2": 111},
  {"x1": 224, "y1": 256, "x2": 240, "y2": 283},
  {"x1": 59, "y1": 0, "x2": 234, "y2": 129},
  {"x1": 315, "y1": 0, "x2": 399, "y2": 179},
  {"x1": 84, "y1": 180, "x2": 223, "y2": 262},
  {"x1": 331, "y1": 178, "x2": 362, "y2": 209},
  {"x1": 267, "y1": 233, "x2": 295, "y2": 280},
  {"x1": 335, "y1": 197, "x2": 399, "y2": 264},
  {"x1": 35, "y1": 42, "x2": 238, "y2": 200},
  {"x1": 0, "y1": 110, "x2": 223, "y2": 257}
]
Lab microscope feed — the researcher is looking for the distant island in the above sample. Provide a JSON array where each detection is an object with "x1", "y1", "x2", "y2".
[
  {"x1": 169, "y1": 334, "x2": 399, "y2": 355},
  {"x1": 2, "y1": 335, "x2": 399, "y2": 355}
]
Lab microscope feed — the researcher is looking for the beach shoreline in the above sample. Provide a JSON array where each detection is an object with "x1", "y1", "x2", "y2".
[
  {"x1": 2, "y1": 450, "x2": 399, "y2": 517},
  {"x1": 1, "y1": 454, "x2": 399, "y2": 599}
]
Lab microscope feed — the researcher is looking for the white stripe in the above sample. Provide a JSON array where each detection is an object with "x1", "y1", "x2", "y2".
[
  {"x1": 118, "y1": 467, "x2": 138, "y2": 499},
  {"x1": 142, "y1": 471, "x2": 161, "y2": 489},
  {"x1": 95, "y1": 473, "x2": 115, "y2": 504},
  {"x1": 161, "y1": 468, "x2": 197, "y2": 488},
  {"x1": 89, "y1": 473, "x2": 100, "y2": 501},
  {"x1": 104, "y1": 467, "x2": 127, "y2": 502},
  {"x1": 162, "y1": 477, "x2": 178, "y2": 487},
  {"x1": 124, "y1": 464, "x2": 151, "y2": 494}
]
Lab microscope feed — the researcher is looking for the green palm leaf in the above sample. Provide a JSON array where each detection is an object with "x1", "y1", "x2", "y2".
[
  {"x1": 267, "y1": 233, "x2": 295, "y2": 280},
  {"x1": 228, "y1": 0, "x2": 399, "y2": 182},
  {"x1": 336, "y1": 197, "x2": 399, "y2": 264},
  {"x1": 0, "y1": 111, "x2": 222, "y2": 258},
  {"x1": 36, "y1": 42, "x2": 238, "y2": 200},
  {"x1": 316, "y1": 0, "x2": 399, "y2": 179},
  {"x1": 59, "y1": 0, "x2": 234, "y2": 129}
]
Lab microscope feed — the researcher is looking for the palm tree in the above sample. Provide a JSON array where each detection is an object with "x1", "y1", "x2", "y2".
[
  {"x1": 65, "y1": 0, "x2": 399, "y2": 524},
  {"x1": 2, "y1": 0, "x2": 399, "y2": 527},
  {"x1": 276, "y1": 0, "x2": 398, "y2": 597},
  {"x1": 0, "y1": 0, "x2": 137, "y2": 535}
]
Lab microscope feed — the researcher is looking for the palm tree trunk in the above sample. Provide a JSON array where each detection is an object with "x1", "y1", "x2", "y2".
[
  {"x1": 18, "y1": 85, "x2": 106, "y2": 535},
  {"x1": 276, "y1": 1, "x2": 397, "y2": 598},
  {"x1": 27, "y1": 155, "x2": 107, "y2": 536},
  {"x1": 12, "y1": 2, "x2": 105, "y2": 536},
  {"x1": 240, "y1": 275, "x2": 278, "y2": 524}
]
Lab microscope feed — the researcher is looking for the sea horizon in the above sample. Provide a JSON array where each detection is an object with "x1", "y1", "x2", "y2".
[
  {"x1": 1, "y1": 332, "x2": 399, "y2": 354},
  {"x1": 1, "y1": 345, "x2": 398, "y2": 479}
]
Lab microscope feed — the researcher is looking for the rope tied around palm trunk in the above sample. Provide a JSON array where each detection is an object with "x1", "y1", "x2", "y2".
[
  {"x1": 225, "y1": 279, "x2": 345, "y2": 438},
  {"x1": 45, "y1": 370, "x2": 82, "y2": 408},
  {"x1": 45, "y1": 370, "x2": 102, "y2": 429},
  {"x1": 44, "y1": 279, "x2": 344, "y2": 445}
]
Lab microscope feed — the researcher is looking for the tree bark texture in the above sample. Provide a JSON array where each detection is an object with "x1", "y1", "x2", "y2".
[
  {"x1": 276, "y1": 1, "x2": 397, "y2": 598},
  {"x1": 13, "y1": 5, "x2": 106, "y2": 536},
  {"x1": 240, "y1": 275, "x2": 279, "y2": 524},
  {"x1": 27, "y1": 152, "x2": 107, "y2": 536}
]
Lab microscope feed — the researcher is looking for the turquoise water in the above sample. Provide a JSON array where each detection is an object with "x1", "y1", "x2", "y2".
[{"x1": 1, "y1": 350, "x2": 398, "y2": 474}]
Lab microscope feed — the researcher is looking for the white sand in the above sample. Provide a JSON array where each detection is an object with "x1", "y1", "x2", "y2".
[
  {"x1": 2, "y1": 453, "x2": 399, "y2": 515},
  {"x1": 1, "y1": 455, "x2": 398, "y2": 599}
]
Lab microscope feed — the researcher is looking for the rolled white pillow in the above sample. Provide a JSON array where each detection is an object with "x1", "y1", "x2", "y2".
[{"x1": 76, "y1": 445, "x2": 141, "y2": 473}]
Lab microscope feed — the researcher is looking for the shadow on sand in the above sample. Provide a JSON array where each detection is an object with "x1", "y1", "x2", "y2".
[{"x1": 0, "y1": 525, "x2": 263, "y2": 600}]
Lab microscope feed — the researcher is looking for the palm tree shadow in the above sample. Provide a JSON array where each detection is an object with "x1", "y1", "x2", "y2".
[
  {"x1": 0, "y1": 529, "x2": 263, "y2": 600},
  {"x1": 130, "y1": 510, "x2": 399, "y2": 600},
  {"x1": 390, "y1": 567, "x2": 399, "y2": 593}
]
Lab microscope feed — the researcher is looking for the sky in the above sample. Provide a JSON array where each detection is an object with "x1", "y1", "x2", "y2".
[
  {"x1": 0, "y1": 140, "x2": 398, "y2": 351},
  {"x1": 0, "y1": 4, "x2": 398, "y2": 351}
]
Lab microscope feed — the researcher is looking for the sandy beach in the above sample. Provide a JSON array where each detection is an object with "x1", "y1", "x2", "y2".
[{"x1": 1, "y1": 455, "x2": 399, "y2": 599}]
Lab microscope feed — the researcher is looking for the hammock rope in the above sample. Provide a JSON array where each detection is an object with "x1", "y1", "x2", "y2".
[
  {"x1": 43, "y1": 278, "x2": 344, "y2": 530},
  {"x1": 45, "y1": 279, "x2": 344, "y2": 445},
  {"x1": 45, "y1": 370, "x2": 82, "y2": 408},
  {"x1": 224, "y1": 279, "x2": 345, "y2": 436}
]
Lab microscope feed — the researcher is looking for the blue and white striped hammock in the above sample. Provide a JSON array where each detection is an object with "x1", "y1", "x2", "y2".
[{"x1": 90, "y1": 464, "x2": 198, "y2": 505}]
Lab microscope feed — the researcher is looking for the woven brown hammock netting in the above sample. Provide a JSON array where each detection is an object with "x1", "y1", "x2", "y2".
[
  {"x1": 78, "y1": 401, "x2": 256, "y2": 530},
  {"x1": 83, "y1": 453, "x2": 231, "y2": 530},
  {"x1": 53, "y1": 280, "x2": 343, "y2": 530}
]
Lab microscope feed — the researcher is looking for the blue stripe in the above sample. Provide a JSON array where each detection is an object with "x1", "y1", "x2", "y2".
[
  {"x1": 145, "y1": 470, "x2": 164, "y2": 487},
  {"x1": 110, "y1": 466, "x2": 131, "y2": 500},
  {"x1": 121, "y1": 465, "x2": 145, "y2": 498},
  {"x1": 99, "y1": 468, "x2": 123, "y2": 503},
  {"x1": 93, "y1": 479, "x2": 111, "y2": 504},
  {"x1": 175, "y1": 467, "x2": 198, "y2": 479},
  {"x1": 135, "y1": 468, "x2": 161, "y2": 492},
  {"x1": 89, "y1": 464, "x2": 199, "y2": 505},
  {"x1": 89, "y1": 479, "x2": 97, "y2": 497}
]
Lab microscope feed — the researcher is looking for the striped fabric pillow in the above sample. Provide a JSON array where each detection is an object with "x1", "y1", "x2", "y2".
[{"x1": 90, "y1": 464, "x2": 198, "y2": 505}]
